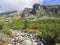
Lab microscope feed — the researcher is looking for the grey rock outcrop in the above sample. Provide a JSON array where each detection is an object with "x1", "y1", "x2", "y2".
[
  {"x1": 31, "y1": 4, "x2": 60, "y2": 15},
  {"x1": 22, "y1": 4, "x2": 60, "y2": 17},
  {"x1": 31, "y1": 4, "x2": 46, "y2": 15},
  {"x1": 11, "y1": 30, "x2": 43, "y2": 45},
  {"x1": 22, "y1": 8, "x2": 32, "y2": 17}
]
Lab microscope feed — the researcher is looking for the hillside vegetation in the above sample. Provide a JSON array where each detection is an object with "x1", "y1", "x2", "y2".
[{"x1": 0, "y1": 14, "x2": 60, "y2": 45}]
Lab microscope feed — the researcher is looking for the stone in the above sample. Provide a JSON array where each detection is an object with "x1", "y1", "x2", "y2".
[
  {"x1": 0, "y1": 34, "x2": 10, "y2": 40},
  {"x1": 11, "y1": 30, "x2": 44, "y2": 45},
  {"x1": 7, "y1": 44, "x2": 13, "y2": 45},
  {"x1": 33, "y1": 41, "x2": 38, "y2": 45},
  {"x1": 22, "y1": 39, "x2": 32, "y2": 45}
]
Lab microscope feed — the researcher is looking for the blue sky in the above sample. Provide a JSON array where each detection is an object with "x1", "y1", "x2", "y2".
[
  {"x1": 0, "y1": 0, "x2": 60, "y2": 13},
  {"x1": 43, "y1": 0, "x2": 60, "y2": 5}
]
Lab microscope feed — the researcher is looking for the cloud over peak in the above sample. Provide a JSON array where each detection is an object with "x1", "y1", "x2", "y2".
[{"x1": 0, "y1": 0, "x2": 44, "y2": 12}]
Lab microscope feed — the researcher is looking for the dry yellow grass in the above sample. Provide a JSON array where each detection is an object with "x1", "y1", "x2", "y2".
[{"x1": 22, "y1": 29, "x2": 42, "y2": 35}]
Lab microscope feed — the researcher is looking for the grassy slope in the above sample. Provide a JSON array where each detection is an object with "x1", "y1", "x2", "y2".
[
  {"x1": 0, "y1": 14, "x2": 60, "y2": 45},
  {"x1": 56, "y1": 43, "x2": 60, "y2": 45}
]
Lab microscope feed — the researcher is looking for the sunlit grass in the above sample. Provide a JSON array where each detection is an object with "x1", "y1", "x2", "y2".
[{"x1": 56, "y1": 43, "x2": 60, "y2": 45}]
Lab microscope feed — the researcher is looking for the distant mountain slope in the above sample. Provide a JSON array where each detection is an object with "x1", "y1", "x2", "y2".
[
  {"x1": 0, "y1": 4, "x2": 60, "y2": 19},
  {"x1": 0, "y1": 11, "x2": 17, "y2": 15},
  {"x1": 0, "y1": 11, "x2": 22, "y2": 22}
]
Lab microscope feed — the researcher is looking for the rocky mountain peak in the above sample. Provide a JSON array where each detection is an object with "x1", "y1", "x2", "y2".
[{"x1": 22, "y1": 4, "x2": 60, "y2": 17}]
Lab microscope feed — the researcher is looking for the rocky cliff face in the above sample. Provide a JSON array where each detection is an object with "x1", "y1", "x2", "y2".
[
  {"x1": 31, "y1": 4, "x2": 60, "y2": 15},
  {"x1": 22, "y1": 4, "x2": 60, "y2": 17},
  {"x1": 31, "y1": 4, "x2": 46, "y2": 15}
]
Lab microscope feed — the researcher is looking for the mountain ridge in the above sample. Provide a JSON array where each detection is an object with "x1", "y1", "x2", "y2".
[{"x1": 0, "y1": 4, "x2": 60, "y2": 17}]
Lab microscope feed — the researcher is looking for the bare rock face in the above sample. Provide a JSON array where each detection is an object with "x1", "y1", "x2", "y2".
[
  {"x1": 43, "y1": 5, "x2": 60, "y2": 14},
  {"x1": 31, "y1": 4, "x2": 60, "y2": 15},
  {"x1": 31, "y1": 4, "x2": 46, "y2": 15},
  {"x1": 22, "y1": 4, "x2": 60, "y2": 17},
  {"x1": 22, "y1": 8, "x2": 32, "y2": 17}
]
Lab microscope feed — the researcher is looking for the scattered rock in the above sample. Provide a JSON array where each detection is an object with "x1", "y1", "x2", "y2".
[{"x1": 11, "y1": 30, "x2": 43, "y2": 45}]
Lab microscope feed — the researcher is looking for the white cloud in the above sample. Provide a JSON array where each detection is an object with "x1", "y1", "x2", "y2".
[{"x1": 0, "y1": 0, "x2": 44, "y2": 12}]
